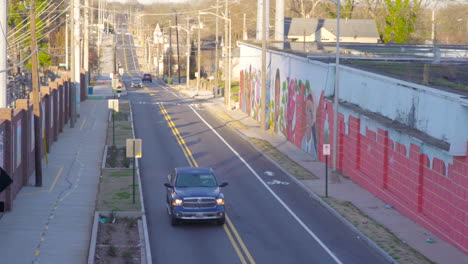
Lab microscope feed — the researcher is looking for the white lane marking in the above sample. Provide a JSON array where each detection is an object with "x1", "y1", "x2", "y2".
[
  {"x1": 188, "y1": 104, "x2": 344, "y2": 264},
  {"x1": 171, "y1": 92, "x2": 179, "y2": 97},
  {"x1": 267, "y1": 179, "x2": 290, "y2": 185},
  {"x1": 264, "y1": 171, "x2": 275, "y2": 177}
]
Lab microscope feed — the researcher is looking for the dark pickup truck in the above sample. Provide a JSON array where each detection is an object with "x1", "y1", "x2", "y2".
[{"x1": 164, "y1": 167, "x2": 228, "y2": 226}]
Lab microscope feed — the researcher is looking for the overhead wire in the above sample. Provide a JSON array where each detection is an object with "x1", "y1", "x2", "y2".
[
  {"x1": 8, "y1": 4, "x2": 69, "y2": 52},
  {"x1": 8, "y1": 2, "x2": 68, "y2": 45},
  {"x1": 7, "y1": 0, "x2": 67, "y2": 48},
  {"x1": 8, "y1": 1, "x2": 49, "y2": 38},
  {"x1": 1, "y1": 47, "x2": 39, "y2": 73}
]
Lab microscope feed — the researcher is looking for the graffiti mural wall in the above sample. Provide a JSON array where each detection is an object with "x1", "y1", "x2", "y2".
[
  {"x1": 238, "y1": 43, "x2": 468, "y2": 253},
  {"x1": 239, "y1": 45, "x2": 330, "y2": 159}
]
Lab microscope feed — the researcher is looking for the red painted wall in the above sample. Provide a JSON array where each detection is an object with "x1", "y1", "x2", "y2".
[{"x1": 318, "y1": 97, "x2": 468, "y2": 254}]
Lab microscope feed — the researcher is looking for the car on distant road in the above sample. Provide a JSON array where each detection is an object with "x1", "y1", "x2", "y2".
[
  {"x1": 142, "y1": 73, "x2": 152, "y2": 83},
  {"x1": 164, "y1": 167, "x2": 228, "y2": 226},
  {"x1": 131, "y1": 78, "x2": 143, "y2": 88}
]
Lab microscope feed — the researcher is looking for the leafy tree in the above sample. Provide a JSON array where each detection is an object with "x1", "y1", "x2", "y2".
[
  {"x1": 383, "y1": 0, "x2": 422, "y2": 43},
  {"x1": 8, "y1": 0, "x2": 54, "y2": 70},
  {"x1": 322, "y1": 0, "x2": 356, "y2": 19}
]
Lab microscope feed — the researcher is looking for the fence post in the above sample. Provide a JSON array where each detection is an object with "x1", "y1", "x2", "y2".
[{"x1": 0, "y1": 109, "x2": 14, "y2": 211}]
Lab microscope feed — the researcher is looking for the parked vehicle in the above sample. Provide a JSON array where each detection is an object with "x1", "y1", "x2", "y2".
[{"x1": 164, "y1": 167, "x2": 228, "y2": 226}]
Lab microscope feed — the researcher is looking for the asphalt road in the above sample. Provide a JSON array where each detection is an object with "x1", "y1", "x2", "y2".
[{"x1": 115, "y1": 29, "x2": 390, "y2": 264}]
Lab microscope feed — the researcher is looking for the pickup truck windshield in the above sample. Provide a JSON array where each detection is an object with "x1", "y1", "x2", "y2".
[{"x1": 175, "y1": 174, "x2": 217, "y2": 187}]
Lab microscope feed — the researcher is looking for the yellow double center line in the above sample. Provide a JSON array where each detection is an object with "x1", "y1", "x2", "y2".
[{"x1": 158, "y1": 103, "x2": 255, "y2": 264}]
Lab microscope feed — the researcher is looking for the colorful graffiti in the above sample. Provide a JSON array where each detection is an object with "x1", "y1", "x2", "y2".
[{"x1": 240, "y1": 67, "x2": 319, "y2": 160}]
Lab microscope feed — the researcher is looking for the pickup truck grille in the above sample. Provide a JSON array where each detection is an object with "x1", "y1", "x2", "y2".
[{"x1": 183, "y1": 198, "x2": 217, "y2": 209}]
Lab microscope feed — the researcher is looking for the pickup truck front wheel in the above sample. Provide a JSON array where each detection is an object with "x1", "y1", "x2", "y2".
[
  {"x1": 216, "y1": 217, "x2": 225, "y2": 226},
  {"x1": 171, "y1": 214, "x2": 180, "y2": 226}
]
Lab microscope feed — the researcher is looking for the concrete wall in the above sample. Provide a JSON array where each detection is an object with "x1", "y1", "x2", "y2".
[
  {"x1": 338, "y1": 66, "x2": 468, "y2": 156},
  {"x1": 0, "y1": 76, "x2": 73, "y2": 212},
  {"x1": 238, "y1": 42, "x2": 468, "y2": 253}
]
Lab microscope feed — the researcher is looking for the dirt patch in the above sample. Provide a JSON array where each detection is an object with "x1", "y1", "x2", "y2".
[
  {"x1": 107, "y1": 121, "x2": 133, "y2": 146},
  {"x1": 249, "y1": 137, "x2": 318, "y2": 180},
  {"x1": 323, "y1": 198, "x2": 436, "y2": 264},
  {"x1": 106, "y1": 146, "x2": 133, "y2": 168},
  {"x1": 95, "y1": 216, "x2": 141, "y2": 264},
  {"x1": 96, "y1": 169, "x2": 141, "y2": 212},
  {"x1": 112, "y1": 111, "x2": 130, "y2": 121}
]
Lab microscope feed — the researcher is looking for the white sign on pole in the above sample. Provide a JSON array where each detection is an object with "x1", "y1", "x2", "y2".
[
  {"x1": 109, "y1": 73, "x2": 113, "y2": 79},
  {"x1": 323, "y1": 144, "x2": 331, "y2": 156},
  {"x1": 108, "y1": 99, "x2": 119, "y2": 112},
  {"x1": 126, "y1": 139, "x2": 142, "y2": 158}
]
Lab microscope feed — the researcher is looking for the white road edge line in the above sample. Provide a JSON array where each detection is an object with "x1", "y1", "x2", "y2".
[{"x1": 188, "y1": 104, "x2": 344, "y2": 264}]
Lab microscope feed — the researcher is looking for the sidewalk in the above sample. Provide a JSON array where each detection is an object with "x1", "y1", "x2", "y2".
[
  {"x1": 0, "y1": 38, "x2": 114, "y2": 263},
  {"x1": 176, "y1": 85, "x2": 467, "y2": 264}
]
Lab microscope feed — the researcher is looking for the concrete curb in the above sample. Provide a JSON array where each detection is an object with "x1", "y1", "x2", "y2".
[
  {"x1": 87, "y1": 212, "x2": 100, "y2": 264},
  {"x1": 201, "y1": 101, "x2": 399, "y2": 264},
  {"x1": 101, "y1": 145, "x2": 108, "y2": 170},
  {"x1": 129, "y1": 100, "x2": 152, "y2": 264}
]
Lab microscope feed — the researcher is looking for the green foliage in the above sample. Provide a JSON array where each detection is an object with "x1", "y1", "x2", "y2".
[
  {"x1": 322, "y1": 0, "x2": 355, "y2": 19},
  {"x1": 8, "y1": 0, "x2": 53, "y2": 69},
  {"x1": 383, "y1": 0, "x2": 422, "y2": 43}
]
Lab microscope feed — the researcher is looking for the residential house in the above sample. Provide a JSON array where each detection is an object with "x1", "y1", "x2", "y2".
[{"x1": 284, "y1": 18, "x2": 380, "y2": 43}]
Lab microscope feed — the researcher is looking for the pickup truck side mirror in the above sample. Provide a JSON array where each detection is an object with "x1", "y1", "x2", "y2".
[
  {"x1": 164, "y1": 183, "x2": 174, "y2": 189},
  {"x1": 219, "y1": 182, "x2": 228, "y2": 187}
]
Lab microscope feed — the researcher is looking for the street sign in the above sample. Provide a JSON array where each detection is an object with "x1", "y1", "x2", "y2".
[
  {"x1": 108, "y1": 99, "x2": 119, "y2": 112},
  {"x1": 323, "y1": 144, "x2": 331, "y2": 156},
  {"x1": 112, "y1": 78, "x2": 118, "y2": 89},
  {"x1": 59, "y1": 63, "x2": 67, "y2": 67},
  {"x1": 126, "y1": 139, "x2": 142, "y2": 158},
  {"x1": 109, "y1": 73, "x2": 113, "y2": 79}
]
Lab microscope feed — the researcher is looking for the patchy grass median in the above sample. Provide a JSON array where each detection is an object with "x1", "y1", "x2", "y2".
[{"x1": 96, "y1": 169, "x2": 141, "y2": 212}]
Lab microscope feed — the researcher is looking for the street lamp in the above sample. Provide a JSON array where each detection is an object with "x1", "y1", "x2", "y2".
[
  {"x1": 329, "y1": 0, "x2": 341, "y2": 171},
  {"x1": 199, "y1": 11, "x2": 232, "y2": 108}
]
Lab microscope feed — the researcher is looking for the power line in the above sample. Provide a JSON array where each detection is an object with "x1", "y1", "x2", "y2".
[
  {"x1": 8, "y1": 5, "x2": 68, "y2": 52},
  {"x1": 0, "y1": 47, "x2": 38, "y2": 73}
]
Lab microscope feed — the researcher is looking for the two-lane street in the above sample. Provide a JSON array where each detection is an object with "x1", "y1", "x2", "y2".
[{"x1": 114, "y1": 29, "x2": 389, "y2": 264}]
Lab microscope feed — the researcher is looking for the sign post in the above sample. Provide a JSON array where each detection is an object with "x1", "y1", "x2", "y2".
[
  {"x1": 126, "y1": 139, "x2": 142, "y2": 204},
  {"x1": 108, "y1": 99, "x2": 119, "y2": 146},
  {"x1": 323, "y1": 144, "x2": 331, "y2": 197}
]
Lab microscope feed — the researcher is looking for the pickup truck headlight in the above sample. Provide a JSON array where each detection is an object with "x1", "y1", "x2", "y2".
[
  {"x1": 216, "y1": 198, "x2": 225, "y2": 205},
  {"x1": 172, "y1": 199, "x2": 183, "y2": 206}
]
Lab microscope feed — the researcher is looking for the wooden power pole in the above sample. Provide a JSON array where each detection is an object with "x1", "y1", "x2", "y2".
[{"x1": 30, "y1": 0, "x2": 42, "y2": 186}]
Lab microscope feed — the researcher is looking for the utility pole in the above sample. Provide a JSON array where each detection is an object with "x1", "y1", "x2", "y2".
[
  {"x1": 70, "y1": 0, "x2": 76, "y2": 128},
  {"x1": 243, "y1": 13, "x2": 247, "y2": 40},
  {"x1": 215, "y1": 0, "x2": 219, "y2": 91},
  {"x1": 84, "y1": 0, "x2": 89, "y2": 86},
  {"x1": 260, "y1": 0, "x2": 267, "y2": 130},
  {"x1": 0, "y1": 0, "x2": 7, "y2": 108},
  {"x1": 65, "y1": 14, "x2": 69, "y2": 70},
  {"x1": 228, "y1": 17, "x2": 232, "y2": 108},
  {"x1": 197, "y1": 13, "x2": 201, "y2": 94},
  {"x1": 97, "y1": 0, "x2": 101, "y2": 57},
  {"x1": 186, "y1": 17, "x2": 190, "y2": 90},
  {"x1": 30, "y1": 0, "x2": 43, "y2": 186},
  {"x1": 169, "y1": 20, "x2": 172, "y2": 79},
  {"x1": 224, "y1": 0, "x2": 228, "y2": 105},
  {"x1": 175, "y1": 12, "x2": 181, "y2": 84},
  {"x1": 71, "y1": 0, "x2": 81, "y2": 125},
  {"x1": 332, "y1": 0, "x2": 341, "y2": 171}
]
